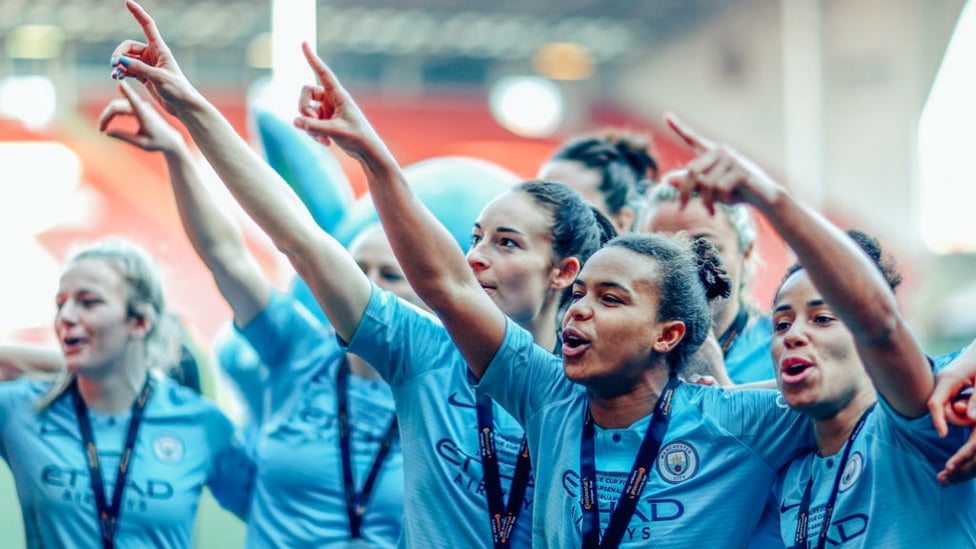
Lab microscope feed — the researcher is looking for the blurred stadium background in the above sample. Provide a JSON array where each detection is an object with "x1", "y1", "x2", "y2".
[{"x1": 1, "y1": 0, "x2": 974, "y2": 545}]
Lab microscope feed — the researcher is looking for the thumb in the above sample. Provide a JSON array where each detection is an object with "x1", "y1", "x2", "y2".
[
  {"x1": 105, "y1": 129, "x2": 153, "y2": 150},
  {"x1": 115, "y1": 55, "x2": 163, "y2": 84}
]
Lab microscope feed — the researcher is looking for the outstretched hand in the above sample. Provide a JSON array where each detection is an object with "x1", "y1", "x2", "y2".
[
  {"x1": 664, "y1": 113, "x2": 782, "y2": 214},
  {"x1": 98, "y1": 80, "x2": 185, "y2": 153},
  {"x1": 293, "y1": 42, "x2": 384, "y2": 161},
  {"x1": 109, "y1": 0, "x2": 200, "y2": 114}
]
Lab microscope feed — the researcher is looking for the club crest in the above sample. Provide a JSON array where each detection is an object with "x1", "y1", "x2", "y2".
[
  {"x1": 153, "y1": 434, "x2": 185, "y2": 463},
  {"x1": 657, "y1": 441, "x2": 699, "y2": 484}
]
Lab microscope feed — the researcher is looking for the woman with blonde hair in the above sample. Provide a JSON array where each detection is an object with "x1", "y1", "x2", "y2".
[{"x1": 0, "y1": 239, "x2": 250, "y2": 548}]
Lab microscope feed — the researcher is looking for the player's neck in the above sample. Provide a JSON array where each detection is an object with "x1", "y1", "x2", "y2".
[
  {"x1": 76, "y1": 366, "x2": 148, "y2": 414},
  {"x1": 813, "y1": 392, "x2": 876, "y2": 456}
]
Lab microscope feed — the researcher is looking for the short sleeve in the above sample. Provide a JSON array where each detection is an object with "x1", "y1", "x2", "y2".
[
  {"x1": 343, "y1": 285, "x2": 457, "y2": 386},
  {"x1": 0, "y1": 380, "x2": 23, "y2": 428},
  {"x1": 237, "y1": 290, "x2": 332, "y2": 373},
  {"x1": 476, "y1": 318, "x2": 574, "y2": 425},
  {"x1": 236, "y1": 290, "x2": 344, "y2": 417},
  {"x1": 875, "y1": 396, "x2": 969, "y2": 465},
  {"x1": 931, "y1": 344, "x2": 969, "y2": 373}
]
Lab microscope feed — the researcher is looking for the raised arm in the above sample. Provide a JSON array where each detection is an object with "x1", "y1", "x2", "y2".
[
  {"x1": 293, "y1": 43, "x2": 506, "y2": 377},
  {"x1": 99, "y1": 80, "x2": 268, "y2": 327},
  {"x1": 110, "y1": 0, "x2": 369, "y2": 340},
  {"x1": 667, "y1": 114, "x2": 932, "y2": 418}
]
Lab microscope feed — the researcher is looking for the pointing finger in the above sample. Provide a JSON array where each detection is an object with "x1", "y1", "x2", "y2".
[
  {"x1": 301, "y1": 42, "x2": 339, "y2": 95},
  {"x1": 125, "y1": 0, "x2": 166, "y2": 46},
  {"x1": 665, "y1": 112, "x2": 714, "y2": 155}
]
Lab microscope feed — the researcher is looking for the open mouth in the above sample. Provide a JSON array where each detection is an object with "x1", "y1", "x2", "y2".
[
  {"x1": 780, "y1": 357, "x2": 813, "y2": 382},
  {"x1": 561, "y1": 328, "x2": 591, "y2": 357},
  {"x1": 62, "y1": 336, "x2": 88, "y2": 353}
]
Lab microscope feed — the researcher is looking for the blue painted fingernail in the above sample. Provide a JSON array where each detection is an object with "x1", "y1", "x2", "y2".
[
  {"x1": 118, "y1": 56, "x2": 132, "y2": 67},
  {"x1": 110, "y1": 55, "x2": 119, "y2": 67}
]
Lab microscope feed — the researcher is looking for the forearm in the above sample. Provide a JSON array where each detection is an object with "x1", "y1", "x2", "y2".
[
  {"x1": 172, "y1": 97, "x2": 369, "y2": 340},
  {"x1": 163, "y1": 144, "x2": 270, "y2": 326},
  {"x1": 164, "y1": 144, "x2": 245, "y2": 267},
  {"x1": 754, "y1": 190, "x2": 898, "y2": 339},
  {"x1": 360, "y1": 153, "x2": 475, "y2": 311},
  {"x1": 0, "y1": 346, "x2": 64, "y2": 380},
  {"x1": 174, "y1": 98, "x2": 319, "y2": 254}
]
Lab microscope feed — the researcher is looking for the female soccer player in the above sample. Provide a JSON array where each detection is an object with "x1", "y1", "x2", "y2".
[
  {"x1": 667, "y1": 118, "x2": 976, "y2": 547},
  {"x1": 0, "y1": 239, "x2": 250, "y2": 548}
]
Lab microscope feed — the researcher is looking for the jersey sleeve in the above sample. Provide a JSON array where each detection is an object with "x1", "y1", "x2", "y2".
[
  {"x1": 476, "y1": 318, "x2": 575, "y2": 426},
  {"x1": 236, "y1": 290, "x2": 342, "y2": 402},
  {"x1": 875, "y1": 395, "x2": 970, "y2": 466},
  {"x1": 700, "y1": 387, "x2": 815, "y2": 470},
  {"x1": 343, "y1": 285, "x2": 458, "y2": 387},
  {"x1": 212, "y1": 325, "x2": 266, "y2": 425},
  {"x1": 931, "y1": 343, "x2": 969, "y2": 373}
]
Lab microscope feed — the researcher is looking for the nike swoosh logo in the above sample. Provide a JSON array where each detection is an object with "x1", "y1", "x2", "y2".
[
  {"x1": 781, "y1": 501, "x2": 800, "y2": 513},
  {"x1": 447, "y1": 392, "x2": 476, "y2": 409}
]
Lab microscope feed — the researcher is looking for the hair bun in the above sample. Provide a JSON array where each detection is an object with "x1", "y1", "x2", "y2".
[
  {"x1": 691, "y1": 237, "x2": 732, "y2": 300},
  {"x1": 846, "y1": 229, "x2": 903, "y2": 290},
  {"x1": 609, "y1": 133, "x2": 658, "y2": 184}
]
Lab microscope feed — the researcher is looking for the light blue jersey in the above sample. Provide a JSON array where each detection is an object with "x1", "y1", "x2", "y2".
[
  {"x1": 213, "y1": 324, "x2": 267, "y2": 428},
  {"x1": 726, "y1": 314, "x2": 776, "y2": 384},
  {"x1": 932, "y1": 345, "x2": 969, "y2": 372},
  {"x1": 344, "y1": 286, "x2": 533, "y2": 548},
  {"x1": 237, "y1": 291, "x2": 402, "y2": 549},
  {"x1": 778, "y1": 399, "x2": 976, "y2": 548},
  {"x1": 0, "y1": 376, "x2": 251, "y2": 549},
  {"x1": 477, "y1": 318, "x2": 814, "y2": 548}
]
